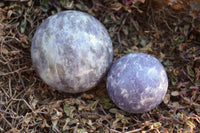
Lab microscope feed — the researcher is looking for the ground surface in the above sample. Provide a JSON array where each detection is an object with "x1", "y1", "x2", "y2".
[{"x1": 0, "y1": 0, "x2": 200, "y2": 133}]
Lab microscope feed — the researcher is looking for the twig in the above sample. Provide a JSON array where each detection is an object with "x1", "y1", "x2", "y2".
[
  {"x1": 96, "y1": 122, "x2": 122, "y2": 133},
  {"x1": 163, "y1": 20, "x2": 174, "y2": 33},
  {"x1": 0, "y1": 66, "x2": 28, "y2": 76},
  {"x1": 0, "y1": 110, "x2": 16, "y2": 116},
  {"x1": 1, "y1": 36, "x2": 19, "y2": 84},
  {"x1": 0, "y1": 86, "x2": 10, "y2": 98},
  {"x1": 54, "y1": 125, "x2": 62, "y2": 133},
  {"x1": 19, "y1": 68, "x2": 34, "y2": 90},
  {"x1": 12, "y1": 98, "x2": 34, "y2": 111},
  {"x1": 0, "y1": 37, "x2": 7, "y2": 62},
  {"x1": 8, "y1": 78, "x2": 13, "y2": 99},
  {"x1": 1, "y1": 115, "x2": 13, "y2": 128},
  {"x1": 73, "y1": 123, "x2": 79, "y2": 133},
  {"x1": 125, "y1": 127, "x2": 144, "y2": 133}
]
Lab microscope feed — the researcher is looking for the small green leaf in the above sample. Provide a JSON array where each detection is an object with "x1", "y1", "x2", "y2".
[
  {"x1": 20, "y1": 19, "x2": 27, "y2": 33},
  {"x1": 178, "y1": 35, "x2": 185, "y2": 43},
  {"x1": 122, "y1": 25, "x2": 129, "y2": 35},
  {"x1": 184, "y1": 24, "x2": 190, "y2": 36},
  {"x1": 90, "y1": 100, "x2": 98, "y2": 111},
  {"x1": 140, "y1": 39, "x2": 147, "y2": 47},
  {"x1": 109, "y1": 108, "x2": 119, "y2": 114},
  {"x1": 64, "y1": 105, "x2": 75, "y2": 118},
  {"x1": 187, "y1": 65, "x2": 195, "y2": 78},
  {"x1": 14, "y1": 6, "x2": 22, "y2": 15},
  {"x1": 99, "y1": 98, "x2": 114, "y2": 109},
  {"x1": 184, "y1": 24, "x2": 190, "y2": 30},
  {"x1": 108, "y1": 27, "x2": 115, "y2": 37},
  {"x1": 104, "y1": 14, "x2": 112, "y2": 24},
  {"x1": 99, "y1": 98, "x2": 110, "y2": 104},
  {"x1": 68, "y1": 119, "x2": 78, "y2": 126},
  {"x1": 150, "y1": 122, "x2": 161, "y2": 129},
  {"x1": 75, "y1": 99, "x2": 82, "y2": 105},
  {"x1": 163, "y1": 60, "x2": 173, "y2": 66},
  {"x1": 104, "y1": 102, "x2": 114, "y2": 109},
  {"x1": 77, "y1": 129, "x2": 87, "y2": 133},
  {"x1": 173, "y1": 34, "x2": 185, "y2": 44},
  {"x1": 66, "y1": 118, "x2": 70, "y2": 123},
  {"x1": 172, "y1": 102, "x2": 179, "y2": 107},
  {"x1": 40, "y1": 0, "x2": 49, "y2": 12},
  {"x1": 75, "y1": 3, "x2": 89, "y2": 11},
  {"x1": 115, "y1": 113, "x2": 124, "y2": 120},
  {"x1": 171, "y1": 91, "x2": 179, "y2": 96},
  {"x1": 194, "y1": 20, "x2": 200, "y2": 28},
  {"x1": 171, "y1": 76, "x2": 178, "y2": 85}
]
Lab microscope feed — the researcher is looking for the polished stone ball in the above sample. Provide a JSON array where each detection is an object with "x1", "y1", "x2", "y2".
[
  {"x1": 107, "y1": 53, "x2": 168, "y2": 113},
  {"x1": 31, "y1": 10, "x2": 113, "y2": 93}
]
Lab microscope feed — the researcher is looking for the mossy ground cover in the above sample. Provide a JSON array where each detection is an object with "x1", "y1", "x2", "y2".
[{"x1": 0, "y1": 0, "x2": 199, "y2": 132}]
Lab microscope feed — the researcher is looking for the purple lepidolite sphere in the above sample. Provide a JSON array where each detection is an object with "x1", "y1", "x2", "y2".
[
  {"x1": 31, "y1": 10, "x2": 113, "y2": 93},
  {"x1": 107, "y1": 53, "x2": 168, "y2": 113}
]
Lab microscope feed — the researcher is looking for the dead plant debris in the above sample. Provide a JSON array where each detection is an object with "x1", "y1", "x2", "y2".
[{"x1": 0, "y1": 0, "x2": 200, "y2": 132}]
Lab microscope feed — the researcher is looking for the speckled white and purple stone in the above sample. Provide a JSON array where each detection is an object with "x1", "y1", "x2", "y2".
[
  {"x1": 31, "y1": 10, "x2": 113, "y2": 93},
  {"x1": 107, "y1": 53, "x2": 168, "y2": 113}
]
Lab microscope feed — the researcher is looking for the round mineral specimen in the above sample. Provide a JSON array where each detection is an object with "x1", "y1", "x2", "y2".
[
  {"x1": 107, "y1": 53, "x2": 168, "y2": 113},
  {"x1": 31, "y1": 10, "x2": 113, "y2": 93}
]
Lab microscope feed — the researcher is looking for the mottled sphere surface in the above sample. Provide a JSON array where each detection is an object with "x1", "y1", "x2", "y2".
[
  {"x1": 31, "y1": 10, "x2": 113, "y2": 93},
  {"x1": 107, "y1": 53, "x2": 168, "y2": 113}
]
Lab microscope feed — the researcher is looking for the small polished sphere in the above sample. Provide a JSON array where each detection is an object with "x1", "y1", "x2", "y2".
[
  {"x1": 107, "y1": 53, "x2": 168, "y2": 113},
  {"x1": 31, "y1": 10, "x2": 113, "y2": 93}
]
